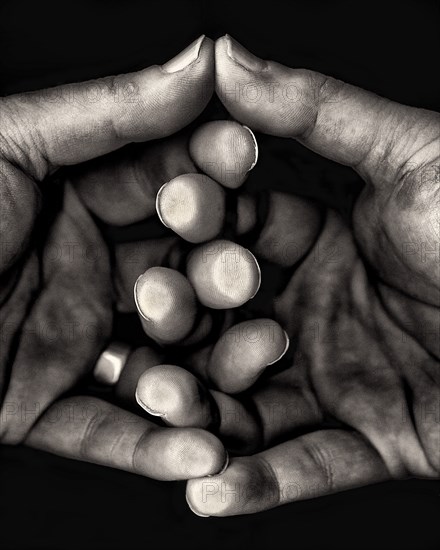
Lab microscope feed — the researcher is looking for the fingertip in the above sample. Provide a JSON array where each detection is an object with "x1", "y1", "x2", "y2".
[
  {"x1": 136, "y1": 35, "x2": 215, "y2": 140},
  {"x1": 161, "y1": 35, "x2": 214, "y2": 75},
  {"x1": 115, "y1": 346, "x2": 163, "y2": 404},
  {"x1": 135, "y1": 387, "x2": 166, "y2": 418},
  {"x1": 134, "y1": 267, "x2": 197, "y2": 343},
  {"x1": 208, "y1": 320, "x2": 289, "y2": 393},
  {"x1": 135, "y1": 364, "x2": 213, "y2": 427},
  {"x1": 187, "y1": 34, "x2": 215, "y2": 96},
  {"x1": 189, "y1": 121, "x2": 258, "y2": 188},
  {"x1": 135, "y1": 427, "x2": 227, "y2": 480},
  {"x1": 186, "y1": 240, "x2": 261, "y2": 309},
  {"x1": 186, "y1": 490, "x2": 210, "y2": 518},
  {"x1": 186, "y1": 457, "x2": 277, "y2": 516},
  {"x1": 184, "y1": 429, "x2": 228, "y2": 478},
  {"x1": 215, "y1": 35, "x2": 314, "y2": 138},
  {"x1": 197, "y1": 35, "x2": 215, "y2": 64},
  {"x1": 156, "y1": 174, "x2": 225, "y2": 242},
  {"x1": 162, "y1": 35, "x2": 206, "y2": 74}
]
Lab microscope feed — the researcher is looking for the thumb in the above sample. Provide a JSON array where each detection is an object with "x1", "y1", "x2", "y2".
[
  {"x1": 214, "y1": 35, "x2": 438, "y2": 187},
  {"x1": 0, "y1": 35, "x2": 214, "y2": 274}
]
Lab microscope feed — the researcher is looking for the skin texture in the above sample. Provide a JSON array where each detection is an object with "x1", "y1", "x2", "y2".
[
  {"x1": 0, "y1": 33, "x2": 438, "y2": 515},
  {"x1": 0, "y1": 37, "x2": 231, "y2": 479},
  {"x1": 134, "y1": 36, "x2": 439, "y2": 516}
]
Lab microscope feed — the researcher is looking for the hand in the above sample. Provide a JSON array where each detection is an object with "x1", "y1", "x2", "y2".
[
  {"x1": 0, "y1": 37, "x2": 230, "y2": 480},
  {"x1": 133, "y1": 36, "x2": 439, "y2": 515}
]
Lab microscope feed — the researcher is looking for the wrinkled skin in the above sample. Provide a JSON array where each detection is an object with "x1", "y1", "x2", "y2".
[
  {"x1": 141, "y1": 37, "x2": 439, "y2": 516},
  {"x1": 0, "y1": 37, "x2": 231, "y2": 480},
  {"x1": 0, "y1": 34, "x2": 438, "y2": 515}
]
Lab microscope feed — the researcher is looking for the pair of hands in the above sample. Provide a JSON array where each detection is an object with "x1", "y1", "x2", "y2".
[{"x1": 0, "y1": 35, "x2": 438, "y2": 516}]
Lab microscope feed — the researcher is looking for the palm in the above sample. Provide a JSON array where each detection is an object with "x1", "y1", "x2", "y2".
[
  {"x1": 0, "y1": 181, "x2": 113, "y2": 444},
  {"x1": 180, "y1": 155, "x2": 439, "y2": 515},
  {"x1": 273, "y1": 193, "x2": 439, "y2": 479},
  {"x1": 132, "y1": 111, "x2": 439, "y2": 488}
]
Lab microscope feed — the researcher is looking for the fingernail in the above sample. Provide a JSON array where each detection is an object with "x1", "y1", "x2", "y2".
[
  {"x1": 133, "y1": 275, "x2": 150, "y2": 322},
  {"x1": 243, "y1": 125, "x2": 259, "y2": 171},
  {"x1": 225, "y1": 35, "x2": 266, "y2": 72},
  {"x1": 248, "y1": 248, "x2": 262, "y2": 300},
  {"x1": 267, "y1": 330, "x2": 290, "y2": 366},
  {"x1": 186, "y1": 493, "x2": 210, "y2": 518},
  {"x1": 155, "y1": 182, "x2": 170, "y2": 228},
  {"x1": 135, "y1": 390, "x2": 165, "y2": 417},
  {"x1": 162, "y1": 35, "x2": 205, "y2": 73}
]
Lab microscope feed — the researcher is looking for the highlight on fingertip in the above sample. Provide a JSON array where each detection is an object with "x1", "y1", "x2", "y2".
[
  {"x1": 155, "y1": 174, "x2": 225, "y2": 243},
  {"x1": 135, "y1": 365, "x2": 214, "y2": 428},
  {"x1": 186, "y1": 239, "x2": 261, "y2": 309},
  {"x1": 134, "y1": 267, "x2": 197, "y2": 343},
  {"x1": 189, "y1": 120, "x2": 258, "y2": 188}
]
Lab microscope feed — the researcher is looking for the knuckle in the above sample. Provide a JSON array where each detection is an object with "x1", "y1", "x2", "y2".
[{"x1": 302, "y1": 440, "x2": 335, "y2": 492}]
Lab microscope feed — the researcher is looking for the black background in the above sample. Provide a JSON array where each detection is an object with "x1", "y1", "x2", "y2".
[{"x1": 1, "y1": 1, "x2": 439, "y2": 549}]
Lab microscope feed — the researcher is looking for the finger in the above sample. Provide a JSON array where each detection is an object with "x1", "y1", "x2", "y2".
[
  {"x1": 114, "y1": 347, "x2": 164, "y2": 404},
  {"x1": 186, "y1": 239, "x2": 261, "y2": 309},
  {"x1": 114, "y1": 237, "x2": 178, "y2": 312},
  {"x1": 3, "y1": 36, "x2": 213, "y2": 172},
  {"x1": 186, "y1": 429, "x2": 390, "y2": 516},
  {"x1": 190, "y1": 344, "x2": 323, "y2": 450},
  {"x1": 134, "y1": 267, "x2": 199, "y2": 344},
  {"x1": 135, "y1": 355, "x2": 322, "y2": 454},
  {"x1": 215, "y1": 35, "x2": 438, "y2": 184},
  {"x1": 156, "y1": 172, "x2": 321, "y2": 267},
  {"x1": 207, "y1": 319, "x2": 289, "y2": 393},
  {"x1": 135, "y1": 364, "x2": 262, "y2": 454},
  {"x1": 73, "y1": 134, "x2": 197, "y2": 226},
  {"x1": 0, "y1": 36, "x2": 213, "y2": 273},
  {"x1": 133, "y1": 320, "x2": 290, "y2": 418},
  {"x1": 0, "y1": 184, "x2": 112, "y2": 444},
  {"x1": 189, "y1": 120, "x2": 258, "y2": 188},
  {"x1": 250, "y1": 192, "x2": 322, "y2": 268},
  {"x1": 123, "y1": 247, "x2": 219, "y2": 348},
  {"x1": 74, "y1": 118, "x2": 256, "y2": 227},
  {"x1": 152, "y1": 121, "x2": 257, "y2": 242},
  {"x1": 135, "y1": 365, "x2": 215, "y2": 428},
  {"x1": 133, "y1": 240, "x2": 262, "y2": 345},
  {"x1": 25, "y1": 396, "x2": 228, "y2": 481},
  {"x1": 133, "y1": 328, "x2": 321, "y2": 457},
  {"x1": 105, "y1": 346, "x2": 215, "y2": 423},
  {"x1": 156, "y1": 174, "x2": 226, "y2": 243}
]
